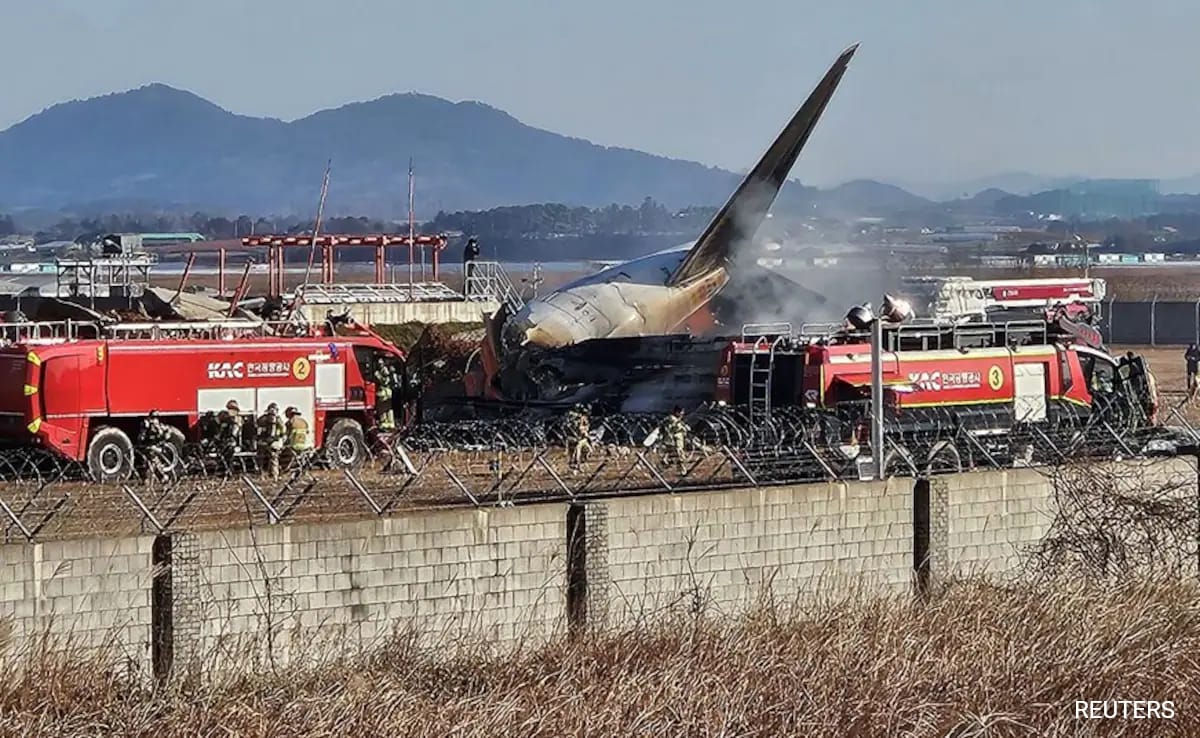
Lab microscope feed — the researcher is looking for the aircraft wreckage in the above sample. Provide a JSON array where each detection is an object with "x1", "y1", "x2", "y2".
[{"x1": 459, "y1": 45, "x2": 858, "y2": 412}]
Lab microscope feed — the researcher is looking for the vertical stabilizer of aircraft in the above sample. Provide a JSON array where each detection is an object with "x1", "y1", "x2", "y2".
[{"x1": 668, "y1": 44, "x2": 858, "y2": 286}]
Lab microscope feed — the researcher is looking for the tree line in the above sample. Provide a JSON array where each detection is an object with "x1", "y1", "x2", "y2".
[
  {"x1": 425, "y1": 198, "x2": 718, "y2": 238},
  {"x1": 0, "y1": 198, "x2": 719, "y2": 244}
]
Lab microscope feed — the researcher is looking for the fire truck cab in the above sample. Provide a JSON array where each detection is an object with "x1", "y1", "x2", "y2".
[{"x1": 0, "y1": 320, "x2": 408, "y2": 481}]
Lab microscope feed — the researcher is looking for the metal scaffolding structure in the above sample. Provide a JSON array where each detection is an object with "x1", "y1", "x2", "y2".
[{"x1": 55, "y1": 253, "x2": 157, "y2": 305}]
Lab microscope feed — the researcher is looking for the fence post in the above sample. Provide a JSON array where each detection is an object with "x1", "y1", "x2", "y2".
[
  {"x1": 566, "y1": 503, "x2": 587, "y2": 636},
  {"x1": 913, "y1": 478, "x2": 931, "y2": 601},
  {"x1": 1194, "y1": 299, "x2": 1199, "y2": 346},
  {"x1": 1151, "y1": 294, "x2": 1159, "y2": 347},
  {"x1": 565, "y1": 502, "x2": 609, "y2": 633},
  {"x1": 151, "y1": 534, "x2": 173, "y2": 685},
  {"x1": 1107, "y1": 295, "x2": 1116, "y2": 345}
]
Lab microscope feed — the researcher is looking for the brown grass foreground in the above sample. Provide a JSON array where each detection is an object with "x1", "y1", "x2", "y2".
[{"x1": 2, "y1": 579, "x2": 1200, "y2": 737}]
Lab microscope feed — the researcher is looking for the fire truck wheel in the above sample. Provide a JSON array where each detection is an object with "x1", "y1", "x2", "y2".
[
  {"x1": 325, "y1": 418, "x2": 367, "y2": 469},
  {"x1": 87, "y1": 427, "x2": 135, "y2": 482}
]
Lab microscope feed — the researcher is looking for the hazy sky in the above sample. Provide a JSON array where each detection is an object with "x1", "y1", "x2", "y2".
[{"x1": 5, "y1": 0, "x2": 1198, "y2": 188}]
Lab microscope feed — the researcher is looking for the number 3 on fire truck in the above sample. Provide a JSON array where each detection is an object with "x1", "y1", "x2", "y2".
[
  {"x1": 292, "y1": 357, "x2": 312, "y2": 381},
  {"x1": 988, "y1": 365, "x2": 1004, "y2": 392}
]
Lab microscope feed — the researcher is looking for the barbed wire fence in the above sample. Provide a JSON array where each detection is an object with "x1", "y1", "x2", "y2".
[{"x1": 0, "y1": 402, "x2": 1189, "y2": 544}]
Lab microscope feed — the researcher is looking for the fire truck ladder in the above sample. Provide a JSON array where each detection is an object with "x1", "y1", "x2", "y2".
[
  {"x1": 103, "y1": 319, "x2": 291, "y2": 341},
  {"x1": 0, "y1": 319, "x2": 326, "y2": 345},
  {"x1": 743, "y1": 323, "x2": 791, "y2": 426},
  {"x1": 0, "y1": 320, "x2": 100, "y2": 343}
]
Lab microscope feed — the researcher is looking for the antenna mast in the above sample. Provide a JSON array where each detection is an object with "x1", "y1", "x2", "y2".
[
  {"x1": 286, "y1": 159, "x2": 331, "y2": 320},
  {"x1": 408, "y1": 158, "x2": 415, "y2": 298},
  {"x1": 301, "y1": 159, "x2": 332, "y2": 290}
]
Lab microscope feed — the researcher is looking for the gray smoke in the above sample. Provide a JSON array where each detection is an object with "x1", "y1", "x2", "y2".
[{"x1": 714, "y1": 226, "x2": 898, "y2": 333}]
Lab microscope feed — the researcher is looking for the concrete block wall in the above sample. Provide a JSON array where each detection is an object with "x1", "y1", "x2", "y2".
[
  {"x1": 0, "y1": 536, "x2": 154, "y2": 670},
  {"x1": 171, "y1": 503, "x2": 568, "y2": 671},
  {"x1": 930, "y1": 468, "x2": 1055, "y2": 578},
  {"x1": 587, "y1": 478, "x2": 915, "y2": 625},
  {"x1": 929, "y1": 456, "x2": 1198, "y2": 578}
]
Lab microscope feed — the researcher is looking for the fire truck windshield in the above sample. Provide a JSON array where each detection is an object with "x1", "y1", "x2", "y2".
[{"x1": 1079, "y1": 353, "x2": 1115, "y2": 394}]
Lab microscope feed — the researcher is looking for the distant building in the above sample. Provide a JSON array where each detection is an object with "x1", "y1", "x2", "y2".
[
  {"x1": 980, "y1": 255, "x2": 1022, "y2": 267},
  {"x1": 99, "y1": 232, "x2": 206, "y2": 251},
  {"x1": 135, "y1": 232, "x2": 206, "y2": 247}
]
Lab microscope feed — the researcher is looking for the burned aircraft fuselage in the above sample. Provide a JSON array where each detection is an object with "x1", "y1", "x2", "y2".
[
  {"x1": 500, "y1": 247, "x2": 726, "y2": 353},
  {"x1": 495, "y1": 331, "x2": 733, "y2": 413}
]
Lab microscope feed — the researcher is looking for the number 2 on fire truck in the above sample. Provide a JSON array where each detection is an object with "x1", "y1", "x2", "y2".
[{"x1": 292, "y1": 357, "x2": 312, "y2": 381}]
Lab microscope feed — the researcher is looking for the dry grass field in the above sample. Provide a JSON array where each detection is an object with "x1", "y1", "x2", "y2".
[
  {"x1": 1, "y1": 579, "x2": 1197, "y2": 736},
  {"x1": 1090, "y1": 267, "x2": 1200, "y2": 301}
]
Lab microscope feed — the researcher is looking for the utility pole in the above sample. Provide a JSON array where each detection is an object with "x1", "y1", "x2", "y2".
[{"x1": 870, "y1": 315, "x2": 885, "y2": 479}]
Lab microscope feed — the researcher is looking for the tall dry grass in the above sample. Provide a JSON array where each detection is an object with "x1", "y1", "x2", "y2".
[{"x1": 1, "y1": 578, "x2": 1198, "y2": 737}]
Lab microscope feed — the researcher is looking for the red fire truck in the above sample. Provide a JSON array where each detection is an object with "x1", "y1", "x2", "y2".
[
  {"x1": 716, "y1": 316, "x2": 1157, "y2": 468},
  {"x1": 0, "y1": 320, "x2": 406, "y2": 481}
]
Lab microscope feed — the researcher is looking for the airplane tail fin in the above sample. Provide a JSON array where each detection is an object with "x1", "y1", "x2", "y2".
[{"x1": 668, "y1": 44, "x2": 858, "y2": 287}]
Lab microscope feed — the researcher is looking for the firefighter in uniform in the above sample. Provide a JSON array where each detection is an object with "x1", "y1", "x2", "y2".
[
  {"x1": 284, "y1": 407, "x2": 313, "y2": 468},
  {"x1": 660, "y1": 405, "x2": 690, "y2": 474},
  {"x1": 463, "y1": 237, "x2": 481, "y2": 295},
  {"x1": 218, "y1": 400, "x2": 244, "y2": 467},
  {"x1": 1186, "y1": 344, "x2": 1200, "y2": 397},
  {"x1": 564, "y1": 403, "x2": 592, "y2": 470},
  {"x1": 198, "y1": 410, "x2": 220, "y2": 452},
  {"x1": 137, "y1": 409, "x2": 172, "y2": 480},
  {"x1": 404, "y1": 364, "x2": 423, "y2": 423},
  {"x1": 374, "y1": 361, "x2": 398, "y2": 431},
  {"x1": 256, "y1": 403, "x2": 286, "y2": 480}
]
